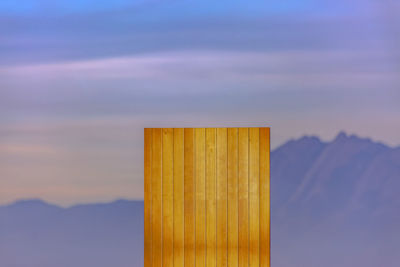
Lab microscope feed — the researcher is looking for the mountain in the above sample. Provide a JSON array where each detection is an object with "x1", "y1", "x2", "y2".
[
  {"x1": 0, "y1": 132, "x2": 399, "y2": 267},
  {"x1": 272, "y1": 132, "x2": 399, "y2": 225},
  {"x1": 0, "y1": 200, "x2": 143, "y2": 267},
  {"x1": 271, "y1": 132, "x2": 400, "y2": 267}
]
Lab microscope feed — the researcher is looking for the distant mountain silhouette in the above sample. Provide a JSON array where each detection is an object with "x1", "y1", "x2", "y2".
[
  {"x1": 0, "y1": 200, "x2": 143, "y2": 267},
  {"x1": 1, "y1": 132, "x2": 399, "y2": 267},
  {"x1": 271, "y1": 132, "x2": 400, "y2": 267},
  {"x1": 272, "y1": 132, "x2": 399, "y2": 226}
]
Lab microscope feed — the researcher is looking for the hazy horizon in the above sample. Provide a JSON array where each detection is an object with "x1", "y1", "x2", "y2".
[{"x1": 1, "y1": 130, "x2": 397, "y2": 207}]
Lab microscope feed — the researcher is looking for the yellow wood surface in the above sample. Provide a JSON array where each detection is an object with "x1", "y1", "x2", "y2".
[
  {"x1": 144, "y1": 128, "x2": 152, "y2": 267},
  {"x1": 249, "y1": 128, "x2": 260, "y2": 267},
  {"x1": 184, "y1": 128, "x2": 195, "y2": 267},
  {"x1": 173, "y1": 128, "x2": 184, "y2": 267},
  {"x1": 151, "y1": 128, "x2": 162, "y2": 267},
  {"x1": 216, "y1": 128, "x2": 228, "y2": 267},
  {"x1": 238, "y1": 128, "x2": 249, "y2": 267},
  {"x1": 162, "y1": 128, "x2": 174, "y2": 267},
  {"x1": 195, "y1": 128, "x2": 206, "y2": 267},
  {"x1": 205, "y1": 128, "x2": 216, "y2": 267},
  {"x1": 228, "y1": 128, "x2": 238, "y2": 267},
  {"x1": 259, "y1": 128, "x2": 270, "y2": 267},
  {"x1": 144, "y1": 127, "x2": 269, "y2": 267}
]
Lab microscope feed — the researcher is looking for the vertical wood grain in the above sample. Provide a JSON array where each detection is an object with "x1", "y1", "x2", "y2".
[
  {"x1": 144, "y1": 127, "x2": 269, "y2": 267},
  {"x1": 259, "y1": 128, "x2": 270, "y2": 267},
  {"x1": 249, "y1": 128, "x2": 260, "y2": 267},
  {"x1": 228, "y1": 128, "x2": 239, "y2": 267},
  {"x1": 162, "y1": 128, "x2": 174, "y2": 267},
  {"x1": 206, "y1": 128, "x2": 217, "y2": 267},
  {"x1": 173, "y1": 128, "x2": 184, "y2": 267},
  {"x1": 184, "y1": 128, "x2": 195, "y2": 266},
  {"x1": 152, "y1": 128, "x2": 162, "y2": 267},
  {"x1": 238, "y1": 128, "x2": 249, "y2": 267},
  {"x1": 216, "y1": 128, "x2": 228, "y2": 267},
  {"x1": 195, "y1": 128, "x2": 206, "y2": 267},
  {"x1": 144, "y1": 128, "x2": 152, "y2": 267}
]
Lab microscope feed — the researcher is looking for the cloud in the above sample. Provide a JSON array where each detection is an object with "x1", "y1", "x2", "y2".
[
  {"x1": 1, "y1": 49, "x2": 398, "y2": 121},
  {"x1": 2, "y1": 49, "x2": 398, "y2": 87},
  {"x1": 1, "y1": 0, "x2": 396, "y2": 66},
  {"x1": 0, "y1": 143, "x2": 57, "y2": 156}
]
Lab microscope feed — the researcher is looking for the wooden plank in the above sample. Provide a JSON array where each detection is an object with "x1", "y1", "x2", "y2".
[
  {"x1": 259, "y1": 128, "x2": 270, "y2": 267},
  {"x1": 228, "y1": 128, "x2": 239, "y2": 267},
  {"x1": 206, "y1": 128, "x2": 217, "y2": 267},
  {"x1": 151, "y1": 128, "x2": 162, "y2": 267},
  {"x1": 249, "y1": 128, "x2": 260, "y2": 267},
  {"x1": 144, "y1": 128, "x2": 152, "y2": 267},
  {"x1": 173, "y1": 128, "x2": 184, "y2": 267},
  {"x1": 238, "y1": 128, "x2": 249, "y2": 267},
  {"x1": 184, "y1": 128, "x2": 195, "y2": 266},
  {"x1": 195, "y1": 128, "x2": 206, "y2": 267},
  {"x1": 162, "y1": 128, "x2": 174, "y2": 267},
  {"x1": 216, "y1": 128, "x2": 228, "y2": 267},
  {"x1": 144, "y1": 127, "x2": 269, "y2": 267}
]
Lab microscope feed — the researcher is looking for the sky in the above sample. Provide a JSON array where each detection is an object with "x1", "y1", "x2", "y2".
[{"x1": 0, "y1": 0, "x2": 399, "y2": 206}]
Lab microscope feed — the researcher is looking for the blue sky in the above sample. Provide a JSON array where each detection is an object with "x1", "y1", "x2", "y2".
[
  {"x1": 0, "y1": 0, "x2": 399, "y2": 205},
  {"x1": 0, "y1": 0, "x2": 358, "y2": 16}
]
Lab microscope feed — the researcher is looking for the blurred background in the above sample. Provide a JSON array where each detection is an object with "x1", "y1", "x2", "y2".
[{"x1": 0, "y1": 0, "x2": 399, "y2": 266}]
